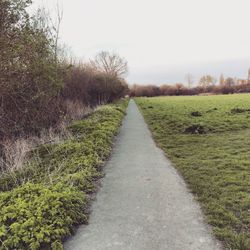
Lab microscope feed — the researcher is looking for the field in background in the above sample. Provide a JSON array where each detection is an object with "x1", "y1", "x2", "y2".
[{"x1": 136, "y1": 94, "x2": 250, "y2": 250}]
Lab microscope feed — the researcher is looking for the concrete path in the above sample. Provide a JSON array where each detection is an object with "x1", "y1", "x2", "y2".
[{"x1": 65, "y1": 100, "x2": 221, "y2": 250}]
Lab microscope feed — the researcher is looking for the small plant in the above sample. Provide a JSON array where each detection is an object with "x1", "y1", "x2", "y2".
[{"x1": 0, "y1": 183, "x2": 86, "y2": 250}]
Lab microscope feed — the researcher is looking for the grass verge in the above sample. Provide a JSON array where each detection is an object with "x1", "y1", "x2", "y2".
[
  {"x1": 0, "y1": 99, "x2": 128, "y2": 250},
  {"x1": 136, "y1": 94, "x2": 250, "y2": 250}
]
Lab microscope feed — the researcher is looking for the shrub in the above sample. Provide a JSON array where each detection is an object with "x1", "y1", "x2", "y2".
[
  {"x1": 0, "y1": 0, "x2": 65, "y2": 139},
  {"x1": 62, "y1": 63, "x2": 129, "y2": 106},
  {"x1": 0, "y1": 1, "x2": 128, "y2": 142},
  {"x1": 0, "y1": 183, "x2": 86, "y2": 250}
]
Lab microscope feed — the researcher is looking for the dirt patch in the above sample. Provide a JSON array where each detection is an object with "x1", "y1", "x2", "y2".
[
  {"x1": 191, "y1": 111, "x2": 202, "y2": 117},
  {"x1": 206, "y1": 108, "x2": 218, "y2": 113},
  {"x1": 231, "y1": 108, "x2": 250, "y2": 114},
  {"x1": 184, "y1": 124, "x2": 206, "y2": 134}
]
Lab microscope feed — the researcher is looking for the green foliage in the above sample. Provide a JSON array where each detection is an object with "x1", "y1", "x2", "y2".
[
  {"x1": 0, "y1": 183, "x2": 85, "y2": 250},
  {"x1": 136, "y1": 94, "x2": 250, "y2": 250},
  {"x1": 0, "y1": 100, "x2": 128, "y2": 249}
]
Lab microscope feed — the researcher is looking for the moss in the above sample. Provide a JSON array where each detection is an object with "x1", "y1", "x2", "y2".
[{"x1": 0, "y1": 99, "x2": 128, "y2": 249}]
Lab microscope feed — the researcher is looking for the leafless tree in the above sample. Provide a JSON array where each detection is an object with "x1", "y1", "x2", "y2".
[
  {"x1": 92, "y1": 51, "x2": 128, "y2": 78},
  {"x1": 185, "y1": 73, "x2": 194, "y2": 88},
  {"x1": 34, "y1": 2, "x2": 63, "y2": 62},
  {"x1": 199, "y1": 75, "x2": 216, "y2": 88},
  {"x1": 219, "y1": 73, "x2": 225, "y2": 86},
  {"x1": 247, "y1": 68, "x2": 250, "y2": 84},
  {"x1": 53, "y1": 2, "x2": 63, "y2": 63},
  {"x1": 224, "y1": 77, "x2": 235, "y2": 87}
]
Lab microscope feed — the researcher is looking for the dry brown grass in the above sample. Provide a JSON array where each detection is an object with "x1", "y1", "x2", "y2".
[
  {"x1": 0, "y1": 101, "x2": 93, "y2": 177},
  {"x1": 0, "y1": 122, "x2": 72, "y2": 176},
  {"x1": 0, "y1": 138, "x2": 32, "y2": 174},
  {"x1": 65, "y1": 100, "x2": 92, "y2": 121}
]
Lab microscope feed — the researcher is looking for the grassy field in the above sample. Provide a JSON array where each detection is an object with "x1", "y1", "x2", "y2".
[
  {"x1": 0, "y1": 100, "x2": 128, "y2": 250},
  {"x1": 136, "y1": 94, "x2": 250, "y2": 250}
]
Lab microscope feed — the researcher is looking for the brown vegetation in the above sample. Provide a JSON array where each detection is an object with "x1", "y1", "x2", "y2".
[
  {"x1": 0, "y1": 0, "x2": 128, "y2": 171},
  {"x1": 62, "y1": 63, "x2": 128, "y2": 106},
  {"x1": 130, "y1": 74, "x2": 250, "y2": 97}
]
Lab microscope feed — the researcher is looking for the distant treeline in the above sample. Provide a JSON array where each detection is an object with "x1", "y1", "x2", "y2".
[
  {"x1": 0, "y1": 0, "x2": 128, "y2": 140},
  {"x1": 130, "y1": 74, "x2": 250, "y2": 97}
]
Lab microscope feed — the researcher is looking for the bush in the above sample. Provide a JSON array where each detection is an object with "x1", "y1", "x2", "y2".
[
  {"x1": 0, "y1": 183, "x2": 86, "y2": 250},
  {"x1": 62, "y1": 64, "x2": 129, "y2": 106},
  {"x1": 0, "y1": 0, "x2": 65, "y2": 139},
  {"x1": 0, "y1": 1, "x2": 128, "y2": 142}
]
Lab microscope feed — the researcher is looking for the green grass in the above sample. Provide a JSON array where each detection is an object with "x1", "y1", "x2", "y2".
[
  {"x1": 136, "y1": 94, "x2": 250, "y2": 250},
  {"x1": 0, "y1": 100, "x2": 128, "y2": 250}
]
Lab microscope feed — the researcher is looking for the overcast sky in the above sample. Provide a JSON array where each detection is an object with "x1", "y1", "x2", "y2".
[{"x1": 32, "y1": 0, "x2": 250, "y2": 85}]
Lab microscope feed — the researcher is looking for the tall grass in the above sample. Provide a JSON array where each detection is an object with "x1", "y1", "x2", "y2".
[{"x1": 0, "y1": 103, "x2": 89, "y2": 178}]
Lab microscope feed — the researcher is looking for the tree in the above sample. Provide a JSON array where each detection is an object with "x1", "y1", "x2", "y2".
[
  {"x1": 0, "y1": 0, "x2": 64, "y2": 138},
  {"x1": 199, "y1": 75, "x2": 216, "y2": 88},
  {"x1": 33, "y1": 3, "x2": 63, "y2": 64},
  {"x1": 219, "y1": 74, "x2": 225, "y2": 86},
  {"x1": 224, "y1": 77, "x2": 235, "y2": 87},
  {"x1": 247, "y1": 68, "x2": 250, "y2": 84},
  {"x1": 89, "y1": 72, "x2": 128, "y2": 105},
  {"x1": 92, "y1": 51, "x2": 128, "y2": 78},
  {"x1": 185, "y1": 73, "x2": 194, "y2": 88}
]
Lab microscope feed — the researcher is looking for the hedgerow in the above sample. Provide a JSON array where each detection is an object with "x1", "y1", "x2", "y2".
[
  {"x1": 0, "y1": 100, "x2": 128, "y2": 249},
  {"x1": 0, "y1": 0, "x2": 129, "y2": 141}
]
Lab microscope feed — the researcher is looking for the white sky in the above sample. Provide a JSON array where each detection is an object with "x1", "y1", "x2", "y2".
[{"x1": 32, "y1": 0, "x2": 250, "y2": 85}]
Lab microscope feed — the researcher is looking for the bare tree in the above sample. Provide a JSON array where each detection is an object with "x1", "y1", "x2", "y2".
[
  {"x1": 34, "y1": 2, "x2": 63, "y2": 63},
  {"x1": 199, "y1": 75, "x2": 216, "y2": 88},
  {"x1": 247, "y1": 68, "x2": 250, "y2": 84},
  {"x1": 224, "y1": 77, "x2": 235, "y2": 87},
  {"x1": 219, "y1": 74, "x2": 225, "y2": 86},
  {"x1": 53, "y1": 2, "x2": 63, "y2": 63},
  {"x1": 185, "y1": 73, "x2": 194, "y2": 88},
  {"x1": 92, "y1": 51, "x2": 128, "y2": 78}
]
